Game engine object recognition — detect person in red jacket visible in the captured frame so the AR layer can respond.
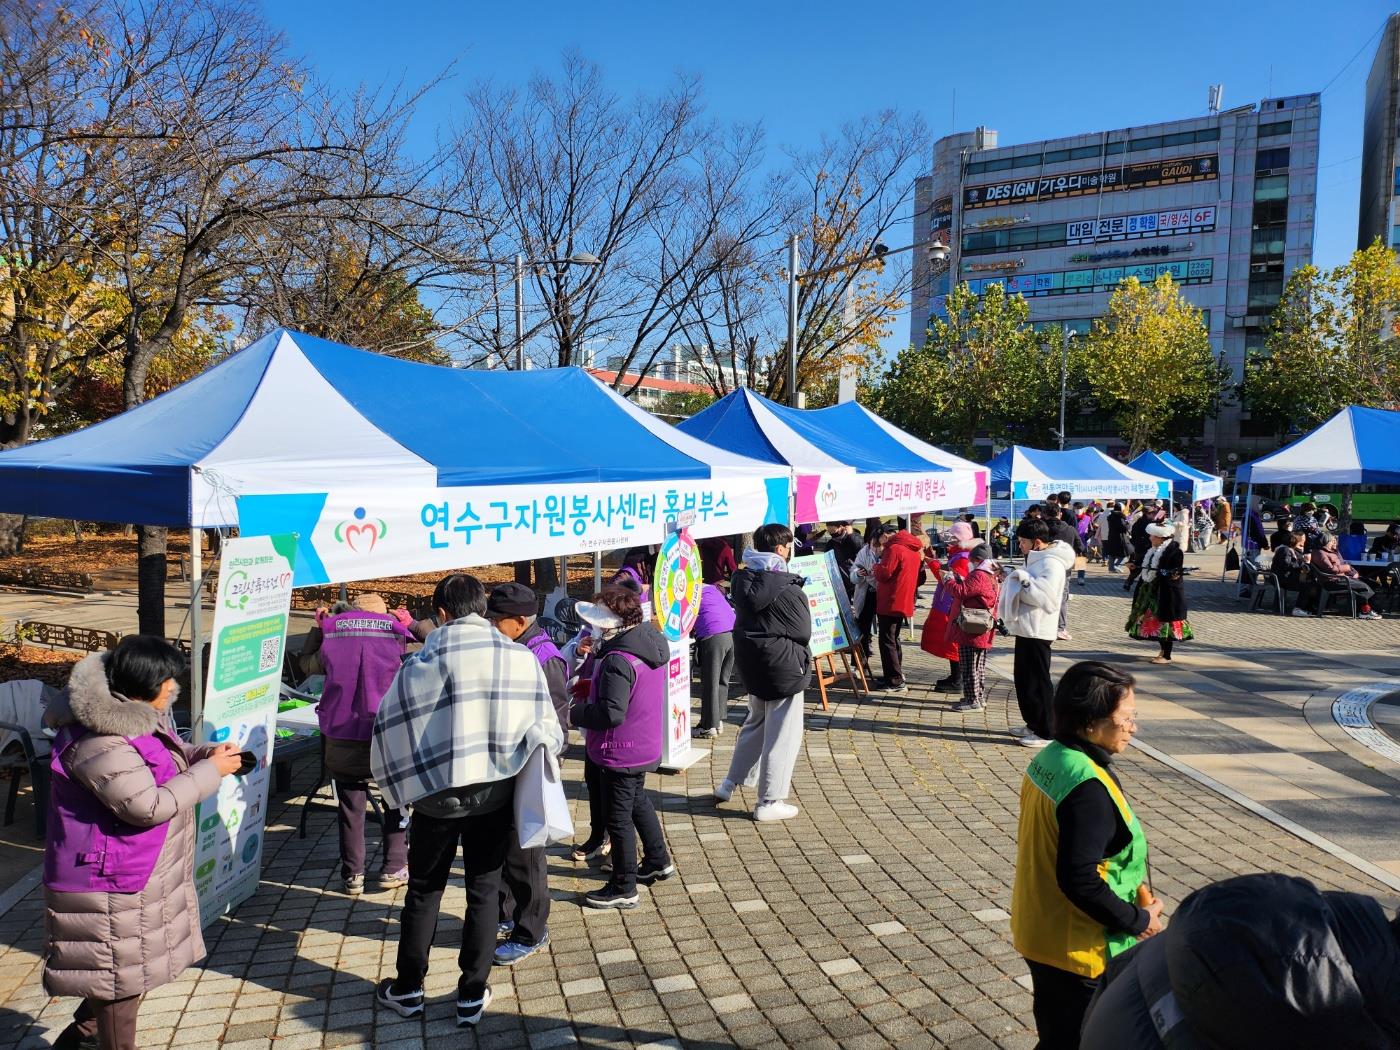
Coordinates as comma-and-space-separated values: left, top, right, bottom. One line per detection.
873, 528, 931, 693
939, 544, 1001, 711
920, 521, 975, 694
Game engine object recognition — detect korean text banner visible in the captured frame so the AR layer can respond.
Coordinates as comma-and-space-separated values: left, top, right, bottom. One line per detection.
794, 469, 986, 524
238, 476, 789, 587
1012, 478, 1170, 502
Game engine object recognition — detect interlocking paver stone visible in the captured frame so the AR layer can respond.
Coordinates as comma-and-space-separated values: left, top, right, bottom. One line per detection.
0, 558, 1396, 1048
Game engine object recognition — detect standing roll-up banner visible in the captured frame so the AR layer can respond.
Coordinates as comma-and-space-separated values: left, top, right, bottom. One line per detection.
194, 533, 297, 925
653, 524, 704, 771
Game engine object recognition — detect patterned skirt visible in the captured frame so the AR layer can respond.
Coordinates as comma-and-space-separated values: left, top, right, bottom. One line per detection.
1126, 583, 1193, 642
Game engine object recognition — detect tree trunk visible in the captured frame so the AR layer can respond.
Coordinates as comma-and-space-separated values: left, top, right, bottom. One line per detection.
137, 524, 168, 636
0, 514, 25, 557
513, 560, 532, 586
1340, 485, 1354, 534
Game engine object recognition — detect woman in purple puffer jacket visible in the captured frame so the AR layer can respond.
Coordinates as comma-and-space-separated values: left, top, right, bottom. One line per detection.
43, 637, 241, 1050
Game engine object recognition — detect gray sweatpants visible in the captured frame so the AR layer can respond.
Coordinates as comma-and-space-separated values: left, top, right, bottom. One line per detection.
724, 692, 804, 805
1059, 581, 1070, 633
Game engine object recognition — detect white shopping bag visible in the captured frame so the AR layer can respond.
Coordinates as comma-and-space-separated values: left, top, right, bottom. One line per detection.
515, 745, 574, 848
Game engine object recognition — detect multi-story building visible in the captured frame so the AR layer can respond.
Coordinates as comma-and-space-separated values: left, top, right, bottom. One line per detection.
1360, 13, 1400, 252
911, 95, 1321, 466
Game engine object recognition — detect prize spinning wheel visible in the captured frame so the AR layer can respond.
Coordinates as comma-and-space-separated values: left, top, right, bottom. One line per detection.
653, 529, 703, 641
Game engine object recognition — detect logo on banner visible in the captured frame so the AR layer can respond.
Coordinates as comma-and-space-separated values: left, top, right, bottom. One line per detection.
333, 506, 388, 553
819, 482, 838, 509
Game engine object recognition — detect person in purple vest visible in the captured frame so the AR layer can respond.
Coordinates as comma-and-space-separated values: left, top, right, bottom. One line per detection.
613, 547, 654, 601
42, 637, 242, 1050
572, 588, 674, 909
484, 582, 568, 966
301, 593, 413, 894
692, 583, 736, 739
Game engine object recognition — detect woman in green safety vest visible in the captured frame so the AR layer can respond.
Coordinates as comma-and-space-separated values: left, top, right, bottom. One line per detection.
1010, 661, 1164, 1050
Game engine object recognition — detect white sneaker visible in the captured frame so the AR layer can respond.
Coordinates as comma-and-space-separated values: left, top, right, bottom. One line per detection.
713, 779, 735, 803
1018, 733, 1051, 748
1291, 608, 1311, 617
753, 801, 799, 822
1057, 630, 1072, 641
1360, 610, 1382, 620
1009, 723, 1031, 738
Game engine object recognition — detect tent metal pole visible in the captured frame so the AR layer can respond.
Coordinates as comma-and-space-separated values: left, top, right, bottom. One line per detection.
593, 551, 603, 593
1237, 481, 1254, 598
189, 527, 203, 737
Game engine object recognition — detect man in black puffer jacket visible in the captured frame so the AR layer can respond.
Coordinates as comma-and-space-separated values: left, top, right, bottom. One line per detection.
713, 522, 812, 824
1081, 872, 1400, 1049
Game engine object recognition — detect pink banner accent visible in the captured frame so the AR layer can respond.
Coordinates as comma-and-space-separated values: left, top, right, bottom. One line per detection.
974, 471, 989, 506
795, 474, 821, 524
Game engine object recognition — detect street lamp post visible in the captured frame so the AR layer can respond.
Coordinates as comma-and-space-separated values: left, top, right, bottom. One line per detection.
500, 251, 601, 370
1058, 326, 1072, 451
785, 237, 948, 408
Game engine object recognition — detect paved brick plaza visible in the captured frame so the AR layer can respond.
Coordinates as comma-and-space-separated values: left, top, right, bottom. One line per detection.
0, 558, 1396, 1049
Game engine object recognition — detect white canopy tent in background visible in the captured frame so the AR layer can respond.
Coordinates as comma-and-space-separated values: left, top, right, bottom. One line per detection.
677, 389, 989, 523
987, 446, 1173, 503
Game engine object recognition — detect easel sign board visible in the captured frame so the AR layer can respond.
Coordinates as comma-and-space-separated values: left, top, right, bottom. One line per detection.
789, 551, 851, 658
823, 549, 861, 646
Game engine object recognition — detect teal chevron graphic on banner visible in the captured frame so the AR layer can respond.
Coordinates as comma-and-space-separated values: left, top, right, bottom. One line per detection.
237, 493, 330, 585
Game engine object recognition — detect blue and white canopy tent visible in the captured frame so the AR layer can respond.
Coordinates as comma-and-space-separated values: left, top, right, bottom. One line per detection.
1128, 451, 1223, 502
0, 330, 791, 710
987, 446, 1173, 504
1236, 406, 1400, 487
676, 388, 988, 524
1232, 406, 1400, 593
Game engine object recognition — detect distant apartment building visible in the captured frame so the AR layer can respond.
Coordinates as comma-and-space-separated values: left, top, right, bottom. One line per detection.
586, 368, 710, 414
1360, 13, 1400, 252
911, 95, 1321, 465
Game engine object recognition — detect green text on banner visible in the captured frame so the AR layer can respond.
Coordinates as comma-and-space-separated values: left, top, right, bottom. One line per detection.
194, 533, 297, 925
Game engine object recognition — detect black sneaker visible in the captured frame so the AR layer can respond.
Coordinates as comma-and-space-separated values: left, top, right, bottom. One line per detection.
375, 978, 424, 1018
637, 861, 676, 886
456, 985, 493, 1027
951, 699, 985, 712
934, 678, 962, 693
584, 883, 640, 909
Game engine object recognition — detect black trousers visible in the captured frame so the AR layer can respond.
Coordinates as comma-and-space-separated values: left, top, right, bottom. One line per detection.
1013, 636, 1054, 738
498, 832, 549, 946
395, 804, 512, 1000
581, 754, 607, 850
1025, 958, 1098, 1050
856, 594, 878, 661
696, 631, 735, 730
601, 767, 668, 894
877, 613, 905, 686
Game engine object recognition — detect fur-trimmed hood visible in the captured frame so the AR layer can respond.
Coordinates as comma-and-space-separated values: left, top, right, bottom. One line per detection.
47, 652, 165, 738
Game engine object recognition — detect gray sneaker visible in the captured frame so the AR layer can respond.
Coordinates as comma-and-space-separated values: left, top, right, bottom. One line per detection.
343, 874, 364, 895
951, 699, 985, 712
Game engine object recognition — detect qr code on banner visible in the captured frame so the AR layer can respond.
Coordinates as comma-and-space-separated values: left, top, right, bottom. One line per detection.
258, 636, 280, 673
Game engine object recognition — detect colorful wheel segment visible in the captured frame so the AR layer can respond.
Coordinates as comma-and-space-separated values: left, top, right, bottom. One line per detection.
653, 530, 703, 640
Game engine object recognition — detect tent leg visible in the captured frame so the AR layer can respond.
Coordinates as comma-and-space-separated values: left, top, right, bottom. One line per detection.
189, 527, 203, 739
1237, 482, 1254, 598
593, 551, 603, 594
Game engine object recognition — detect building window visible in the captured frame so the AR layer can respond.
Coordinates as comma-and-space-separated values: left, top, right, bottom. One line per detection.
1258, 120, 1292, 138
1251, 227, 1286, 258
1394, 167, 1400, 194
1162, 130, 1196, 147
1254, 174, 1289, 201
1391, 224, 1400, 248
1195, 127, 1221, 143
1247, 274, 1285, 313
1104, 141, 1126, 156
1253, 198, 1288, 226
1070, 144, 1102, 160
1256, 147, 1291, 172
1044, 148, 1071, 163
1130, 135, 1163, 152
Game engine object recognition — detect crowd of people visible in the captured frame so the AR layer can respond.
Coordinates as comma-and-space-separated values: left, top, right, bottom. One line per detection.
34, 503, 1400, 1049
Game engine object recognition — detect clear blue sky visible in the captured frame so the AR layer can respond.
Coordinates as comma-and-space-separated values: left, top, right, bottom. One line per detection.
268, 1, 1392, 353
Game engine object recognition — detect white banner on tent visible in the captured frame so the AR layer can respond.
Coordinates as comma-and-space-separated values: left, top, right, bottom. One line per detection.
794, 469, 985, 523
1012, 478, 1169, 502
238, 475, 787, 587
